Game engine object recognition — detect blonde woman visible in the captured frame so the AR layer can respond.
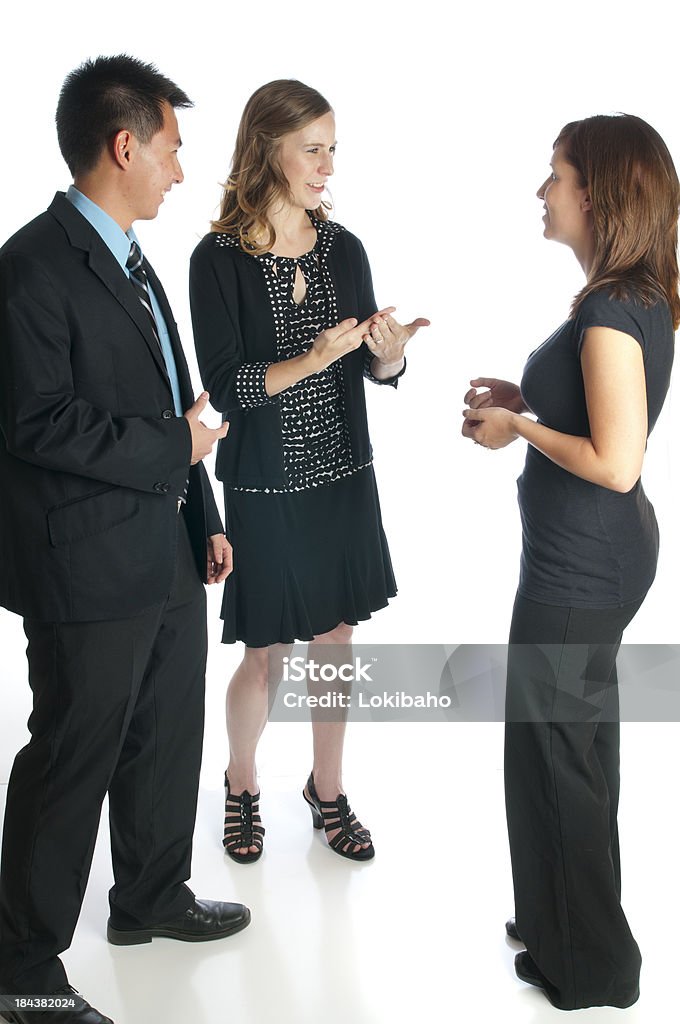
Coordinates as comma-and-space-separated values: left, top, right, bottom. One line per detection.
190, 80, 428, 864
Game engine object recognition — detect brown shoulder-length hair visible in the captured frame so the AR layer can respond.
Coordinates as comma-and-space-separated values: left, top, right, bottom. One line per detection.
555, 113, 680, 329
211, 79, 332, 254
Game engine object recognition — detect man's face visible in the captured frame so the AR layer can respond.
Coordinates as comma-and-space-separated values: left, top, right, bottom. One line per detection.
125, 101, 184, 221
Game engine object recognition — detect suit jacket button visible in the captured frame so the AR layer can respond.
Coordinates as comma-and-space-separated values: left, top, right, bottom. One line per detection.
154, 482, 170, 493
162, 409, 174, 419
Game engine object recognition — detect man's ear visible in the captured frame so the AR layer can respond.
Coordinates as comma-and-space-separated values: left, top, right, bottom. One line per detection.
111, 129, 134, 171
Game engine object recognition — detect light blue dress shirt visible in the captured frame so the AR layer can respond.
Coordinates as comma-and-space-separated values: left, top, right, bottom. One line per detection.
65, 186, 183, 416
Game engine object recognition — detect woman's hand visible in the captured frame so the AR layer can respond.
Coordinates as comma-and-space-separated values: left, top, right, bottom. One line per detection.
464, 377, 527, 414
461, 406, 520, 449
363, 313, 430, 370
311, 307, 397, 371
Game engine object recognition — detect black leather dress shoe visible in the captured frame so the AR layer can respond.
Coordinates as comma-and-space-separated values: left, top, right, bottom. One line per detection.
514, 951, 546, 991
0, 984, 113, 1023
505, 917, 522, 941
106, 898, 251, 945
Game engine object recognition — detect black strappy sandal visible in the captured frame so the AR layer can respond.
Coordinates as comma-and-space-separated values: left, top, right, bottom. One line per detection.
302, 772, 374, 861
223, 772, 265, 863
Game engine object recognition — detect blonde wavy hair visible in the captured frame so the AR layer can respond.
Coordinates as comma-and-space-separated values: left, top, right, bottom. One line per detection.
211, 79, 332, 255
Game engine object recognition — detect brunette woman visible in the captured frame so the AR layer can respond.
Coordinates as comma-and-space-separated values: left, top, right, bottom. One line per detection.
190, 80, 427, 864
462, 115, 678, 1009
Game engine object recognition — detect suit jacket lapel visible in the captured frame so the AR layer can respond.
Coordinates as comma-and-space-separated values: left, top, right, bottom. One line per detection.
48, 193, 172, 387
87, 245, 172, 384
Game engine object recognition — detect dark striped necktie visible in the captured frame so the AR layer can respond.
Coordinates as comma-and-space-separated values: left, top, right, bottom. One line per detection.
126, 241, 162, 350
127, 240, 189, 509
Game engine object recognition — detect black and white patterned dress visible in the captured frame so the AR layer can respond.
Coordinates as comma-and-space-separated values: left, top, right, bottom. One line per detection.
209, 219, 397, 646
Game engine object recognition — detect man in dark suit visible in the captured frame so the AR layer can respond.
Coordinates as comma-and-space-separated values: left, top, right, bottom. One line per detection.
0, 56, 249, 1024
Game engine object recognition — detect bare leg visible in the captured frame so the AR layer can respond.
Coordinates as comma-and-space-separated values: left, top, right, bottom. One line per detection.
225, 643, 290, 855
304, 623, 371, 852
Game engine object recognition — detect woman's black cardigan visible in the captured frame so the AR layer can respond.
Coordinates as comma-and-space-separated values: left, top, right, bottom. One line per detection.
189, 226, 401, 491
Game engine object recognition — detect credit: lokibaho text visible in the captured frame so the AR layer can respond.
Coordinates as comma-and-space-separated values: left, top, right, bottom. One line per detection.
282, 691, 452, 709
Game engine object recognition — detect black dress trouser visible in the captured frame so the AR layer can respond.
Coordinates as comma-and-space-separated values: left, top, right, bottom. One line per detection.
505, 592, 644, 1010
0, 513, 206, 993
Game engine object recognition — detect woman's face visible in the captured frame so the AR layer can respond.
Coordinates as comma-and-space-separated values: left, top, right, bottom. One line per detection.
276, 111, 336, 211
537, 145, 592, 252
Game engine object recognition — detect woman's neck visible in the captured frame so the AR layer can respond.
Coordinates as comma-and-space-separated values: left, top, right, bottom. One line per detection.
265, 202, 317, 257
574, 229, 596, 280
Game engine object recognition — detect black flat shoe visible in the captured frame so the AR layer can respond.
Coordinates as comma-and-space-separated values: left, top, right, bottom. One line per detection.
302, 773, 374, 861
514, 951, 546, 991
506, 917, 522, 941
223, 772, 264, 863
0, 984, 113, 1023
515, 950, 640, 1009
106, 898, 251, 945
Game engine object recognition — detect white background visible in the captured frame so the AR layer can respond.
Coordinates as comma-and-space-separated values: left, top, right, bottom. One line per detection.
1, 1, 679, 1021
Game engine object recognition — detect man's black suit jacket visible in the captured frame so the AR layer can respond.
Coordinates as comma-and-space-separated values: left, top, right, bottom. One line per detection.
0, 192, 223, 622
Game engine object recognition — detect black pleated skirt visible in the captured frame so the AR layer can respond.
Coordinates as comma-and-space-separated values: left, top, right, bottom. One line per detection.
220, 466, 397, 647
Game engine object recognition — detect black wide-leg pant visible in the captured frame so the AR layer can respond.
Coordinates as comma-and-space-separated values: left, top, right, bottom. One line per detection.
505, 593, 643, 1010
0, 514, 206, 993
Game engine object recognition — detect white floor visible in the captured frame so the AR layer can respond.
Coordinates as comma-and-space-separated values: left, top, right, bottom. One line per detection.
1, 618, 679, 1023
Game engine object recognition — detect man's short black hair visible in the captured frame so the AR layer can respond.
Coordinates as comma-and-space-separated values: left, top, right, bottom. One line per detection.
56, 54, 193, 177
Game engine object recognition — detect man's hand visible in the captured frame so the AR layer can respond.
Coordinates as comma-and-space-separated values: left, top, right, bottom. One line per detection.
184, 392, 229, 465
207, 533, 233, 584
